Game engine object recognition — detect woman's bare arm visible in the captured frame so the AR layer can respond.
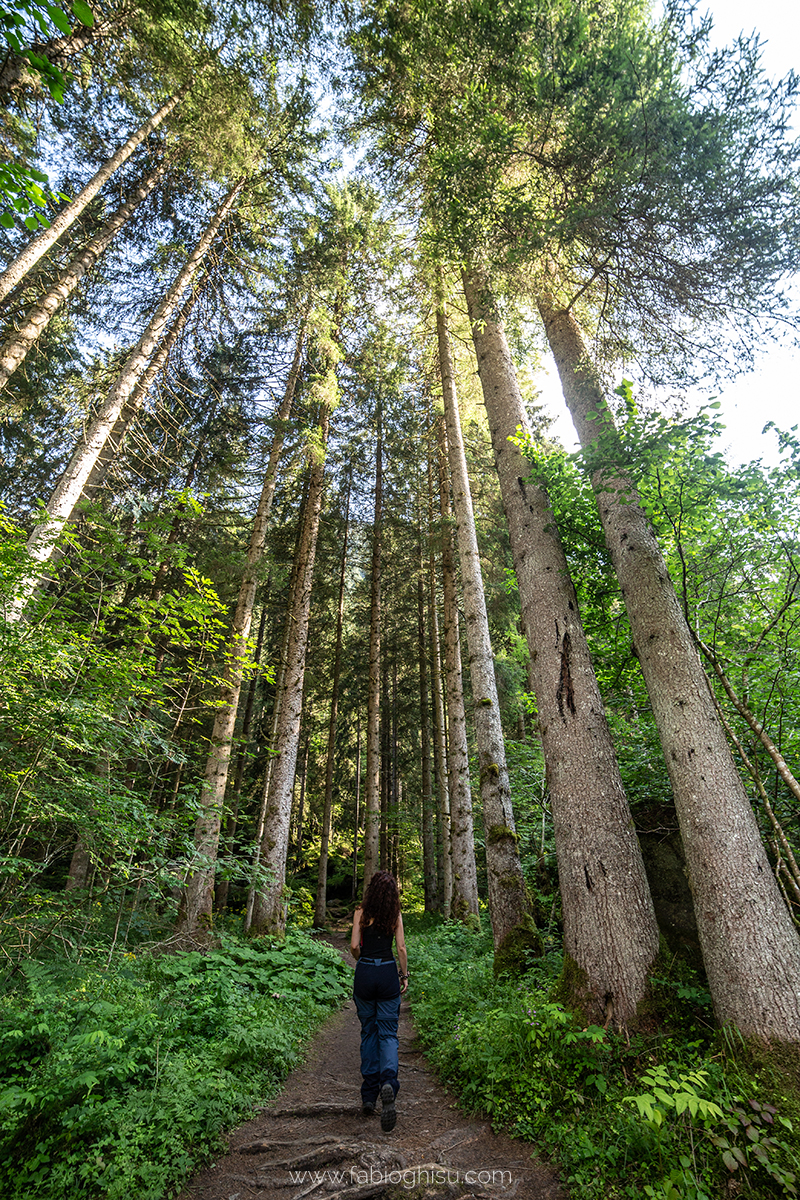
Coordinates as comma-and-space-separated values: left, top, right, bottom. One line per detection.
395, 912, 408, 992
351, 906, 363, 960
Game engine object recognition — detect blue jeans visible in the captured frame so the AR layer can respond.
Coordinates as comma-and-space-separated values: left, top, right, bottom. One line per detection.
353, 959, 400, 1104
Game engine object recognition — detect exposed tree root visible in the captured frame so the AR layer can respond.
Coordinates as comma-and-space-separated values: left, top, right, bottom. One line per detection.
240, 1136, 343, 1155
253, 1144, 361, 1170
265, 1103, 361, 1118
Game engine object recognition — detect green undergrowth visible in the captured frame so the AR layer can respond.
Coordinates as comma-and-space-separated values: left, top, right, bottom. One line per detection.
0, 930, 350, 1200
408, 924, 800, 1200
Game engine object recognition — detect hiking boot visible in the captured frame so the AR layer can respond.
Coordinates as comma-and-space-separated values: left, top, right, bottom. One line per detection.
362, 1099, 376, 1116
380, 1083, 396, 1132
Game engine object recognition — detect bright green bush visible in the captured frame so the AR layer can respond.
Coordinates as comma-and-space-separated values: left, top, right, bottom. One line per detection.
408, 925, 800, 1200
0, 931, 350, 1199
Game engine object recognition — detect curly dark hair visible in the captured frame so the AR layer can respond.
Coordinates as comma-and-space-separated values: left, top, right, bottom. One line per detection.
361, 871, 401, 937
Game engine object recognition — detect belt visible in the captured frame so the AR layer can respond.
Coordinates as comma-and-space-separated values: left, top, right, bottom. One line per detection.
358, 957, 394, 965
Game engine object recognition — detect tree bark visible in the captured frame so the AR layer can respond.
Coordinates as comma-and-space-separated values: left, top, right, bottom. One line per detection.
463, 270, 658, 1025
249, 332, 338, 935
389, 654, 400, 875
380, 648, 390, 869
0, 157, 171, 392
428, 448, 452, 916
293, 731, 311, 870
437, 304, 532, 959
9, 178, 244, 622
244, 477, 309, 933
0, 17, 121, 94
537, 289, 800, 1040
81, 266, 209, 503
216, 600, 269, 914
0, 87, 188, 306
352, 713, 361, 900
362, 411, 383, 890
64, 836, 92, 892
177, 322, 305, 935
418, 541, 438, 912
435, 413, 480, 923
313, 478, 351, 927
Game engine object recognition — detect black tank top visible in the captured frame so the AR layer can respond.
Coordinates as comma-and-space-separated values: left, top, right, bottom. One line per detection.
360, 920, 394, 960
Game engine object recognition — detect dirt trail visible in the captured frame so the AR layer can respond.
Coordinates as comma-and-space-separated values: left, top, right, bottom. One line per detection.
178, 931, 566, 1200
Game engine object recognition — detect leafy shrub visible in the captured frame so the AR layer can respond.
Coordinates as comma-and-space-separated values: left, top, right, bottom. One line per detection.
408, 925, 800, 1200
0, 931, 350, 1199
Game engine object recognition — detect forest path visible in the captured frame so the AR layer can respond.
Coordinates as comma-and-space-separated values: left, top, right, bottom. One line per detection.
178, 931, 566, 1200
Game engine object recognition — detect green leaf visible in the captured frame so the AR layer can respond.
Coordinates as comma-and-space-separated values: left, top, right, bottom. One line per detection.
0, 213, 15, 228
24, 215, 39, 230
71, 0, 94, 26
45, 3, 72, 34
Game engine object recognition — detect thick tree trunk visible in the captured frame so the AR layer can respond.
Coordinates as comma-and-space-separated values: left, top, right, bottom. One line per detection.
436, 414, 480, 923
0, 158, 171, 392
428, 450, 452, 916
313, 481, 350, 927
538, 291, 800, 1040
418, 546, 439, 912
362, 414, 383, 890
437, 306, 532, 960
9, 179, 244, 622
463, 271, 658, 1025
177, 324, 305, 935
0, 88, 188, 306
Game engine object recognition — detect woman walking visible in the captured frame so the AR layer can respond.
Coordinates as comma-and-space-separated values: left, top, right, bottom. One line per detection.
351, 871, 409, 1132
